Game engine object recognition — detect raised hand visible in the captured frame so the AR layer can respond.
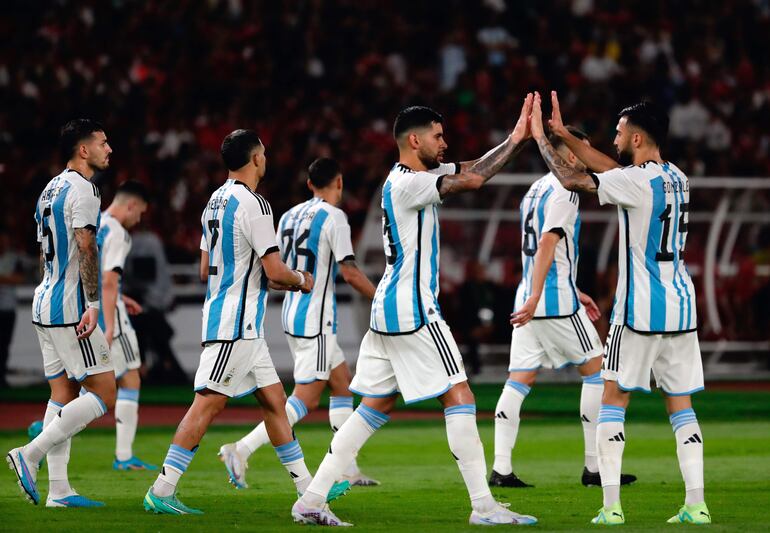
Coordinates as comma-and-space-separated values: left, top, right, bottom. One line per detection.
529, 91, 545, 141
511, 92, 534, 144
548, 90, 568, 138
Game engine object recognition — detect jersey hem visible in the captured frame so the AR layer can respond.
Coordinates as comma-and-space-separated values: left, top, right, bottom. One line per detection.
284, 331, 332, 339
529, 308, 581, 320
31, 321, 79, 328
201, 336, 263, 346
620, 323, 698, 336
368, 323, 426, 336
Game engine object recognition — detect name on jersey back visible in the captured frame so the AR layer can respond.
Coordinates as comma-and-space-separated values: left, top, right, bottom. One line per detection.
662, 180, 689, 193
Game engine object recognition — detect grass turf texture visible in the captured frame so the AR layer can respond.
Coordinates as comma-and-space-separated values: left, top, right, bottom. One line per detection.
1, 418, 769, 532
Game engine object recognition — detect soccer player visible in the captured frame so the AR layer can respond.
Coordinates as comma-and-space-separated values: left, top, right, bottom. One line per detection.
530, 91, 710, 525
491, 126, 636, 489
7, 119, 115, 507
291, 97, 539, 527
96, 180, 155, 470
143, 129, 347, 515
218, 157, 379, 489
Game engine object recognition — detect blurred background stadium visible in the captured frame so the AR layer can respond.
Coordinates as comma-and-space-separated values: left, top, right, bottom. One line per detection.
2, 2, 770, 531
1, 0, 769, 387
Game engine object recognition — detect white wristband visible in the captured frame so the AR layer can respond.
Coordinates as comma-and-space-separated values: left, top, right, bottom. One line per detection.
294, 271, 305, 287
87, 301, 99, 310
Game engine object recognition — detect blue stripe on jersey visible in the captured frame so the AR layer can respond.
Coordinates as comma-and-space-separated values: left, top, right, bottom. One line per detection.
332, 261, 339, 334
50, 184, 71, 324
255, 270, 269, 334
569, 214, 581, 311
646, 177, 667, 331
667, 168, 686, 330
536, 186, 560, 315
96, 224, 111, 331
382, 182, 404, 332
231, 250, 252, 339
668, 164, 694, 329
205, 196, 240, 340
429, 205, 441, 317
624, 209, 635, 327
412, 209, 423, 327
293, 209, 329, 335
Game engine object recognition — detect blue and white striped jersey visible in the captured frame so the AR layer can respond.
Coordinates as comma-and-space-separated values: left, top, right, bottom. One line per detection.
514, 173, 582, 318
33, 169, 102, 326
199, 179, 278, 343
97, 212, 134, 337
278, 198, 355, 338
370, 161, 459, 334
597, 161, 697, 333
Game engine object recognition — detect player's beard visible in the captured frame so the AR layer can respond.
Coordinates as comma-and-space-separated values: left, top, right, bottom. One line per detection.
616, 146, 633, 166
417, 149, 440, 170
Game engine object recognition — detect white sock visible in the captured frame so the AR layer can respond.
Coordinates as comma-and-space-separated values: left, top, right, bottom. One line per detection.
670, 408, 705, 505
115, 388, 140, 461
445, 404, 496, 513
153, 444, 197, 497
274, 439, 312, 494
300, 404, 388, 508
24, 392, 107, 465
43, 400, 73, 497
596, 405, 626, 508
238, 395, 308, 457
492, 380, 529, 476
329, 396, 359, 476
580, 372, 603, 472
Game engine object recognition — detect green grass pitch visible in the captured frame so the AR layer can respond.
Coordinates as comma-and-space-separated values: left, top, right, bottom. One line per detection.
1, 415, 769, 532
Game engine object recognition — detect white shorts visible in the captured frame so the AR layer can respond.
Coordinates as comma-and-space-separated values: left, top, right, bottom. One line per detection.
112, 329, 141, 379
194, 338, 281, 398
350, 320, 468, 404
602, 325, 704, 395
287, 334, 346, 384
37, 324, 113, 382
509, 307, 603, 371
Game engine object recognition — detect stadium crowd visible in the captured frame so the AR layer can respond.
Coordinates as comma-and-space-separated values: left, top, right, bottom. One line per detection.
1, 0, 769, 352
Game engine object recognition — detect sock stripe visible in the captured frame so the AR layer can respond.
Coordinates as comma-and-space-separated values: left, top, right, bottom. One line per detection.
164, 444, 195, 473
669, 408, 698, 432
274, 439, 304, 464
287, 395, 309, 419
598, 405, 625, 424
505, 379, 531, 397
117, 388, 140, 402
329, 396, 354, 410
87, 391, 108, 415
356, 404, 390, 430
581, 371, 603, 385
444, 403, 476, 417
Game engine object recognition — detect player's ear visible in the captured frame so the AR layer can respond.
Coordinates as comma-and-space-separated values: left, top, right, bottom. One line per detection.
408, 131, 420, 149
306, 178, 313, 191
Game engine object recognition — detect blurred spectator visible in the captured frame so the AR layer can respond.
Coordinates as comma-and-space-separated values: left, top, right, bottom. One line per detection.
123, 230, 187, 384
0, 234, 24, 387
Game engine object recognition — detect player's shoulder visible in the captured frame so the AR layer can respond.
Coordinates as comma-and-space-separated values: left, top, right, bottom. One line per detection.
229, 180, 273, 216
65, 169, 100, 196
543, 173, 578, 203
319, 201, 349, 226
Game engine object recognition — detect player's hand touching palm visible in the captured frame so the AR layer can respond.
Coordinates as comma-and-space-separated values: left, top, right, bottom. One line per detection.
548, 91, 569, 138
511, 93, 534, 144
529, 92, 546, 141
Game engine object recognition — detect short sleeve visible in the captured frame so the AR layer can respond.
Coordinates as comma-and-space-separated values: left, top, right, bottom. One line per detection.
101, 230, 130, 273
596, 167, 645, 208
397, 170, 443, 209
428, 162, 460, 176
327, 210, 355, 262
71, 185, 101, 229
242, 200, 278, 257
199, 234, 207, 252
542, 191, 579, 236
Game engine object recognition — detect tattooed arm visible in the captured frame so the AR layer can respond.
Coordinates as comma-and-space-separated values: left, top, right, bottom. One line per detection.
439, 93, 533, 198
74, 226, 100, 338
530, 92, 598, 194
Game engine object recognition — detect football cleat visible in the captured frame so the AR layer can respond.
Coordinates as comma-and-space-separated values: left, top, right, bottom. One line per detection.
488, 470, 534, 488
6, 447, 39, 505
113, 456, 158, 471
469, 501, 538, 525
218, 443, 248, 489
291, 500, 352, 526
667, 502, 711, 524
47, 492, 105, 508
591, 502, 625, 525
340, 471, 380, 486
143, 487, 203, 515
582, 467, 637, 487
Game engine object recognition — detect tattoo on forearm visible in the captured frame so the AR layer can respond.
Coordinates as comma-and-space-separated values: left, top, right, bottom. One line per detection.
536, 137, 598, 193
468, 136, 525, 181
75, 228, 99, 302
